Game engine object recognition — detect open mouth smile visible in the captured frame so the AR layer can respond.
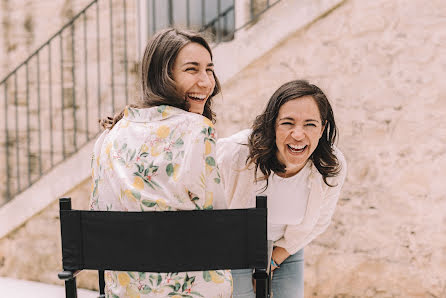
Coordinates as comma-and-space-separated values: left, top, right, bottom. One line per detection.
187, 93, 207, 102
287, 144, 307, 154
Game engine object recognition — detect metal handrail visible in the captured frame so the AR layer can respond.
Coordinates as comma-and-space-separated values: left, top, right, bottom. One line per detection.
0, 0, 99, 86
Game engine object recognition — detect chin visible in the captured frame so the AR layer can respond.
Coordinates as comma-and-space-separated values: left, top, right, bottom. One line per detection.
189, 108, 204, 115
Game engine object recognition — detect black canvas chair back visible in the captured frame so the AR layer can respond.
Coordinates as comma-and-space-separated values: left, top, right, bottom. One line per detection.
58, 196, 271, 298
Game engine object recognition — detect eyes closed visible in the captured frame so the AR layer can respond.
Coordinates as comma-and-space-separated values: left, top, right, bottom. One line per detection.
184, 67, 214, 74
279, 121, 319, 128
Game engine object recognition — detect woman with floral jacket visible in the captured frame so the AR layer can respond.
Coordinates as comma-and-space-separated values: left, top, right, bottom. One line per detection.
90, 28, 231, 298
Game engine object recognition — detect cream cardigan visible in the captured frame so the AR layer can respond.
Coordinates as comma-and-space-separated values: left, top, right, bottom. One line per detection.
216, 129, 347, 255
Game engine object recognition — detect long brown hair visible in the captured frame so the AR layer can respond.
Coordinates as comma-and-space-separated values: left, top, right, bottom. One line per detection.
101, 28, 221, 129
247, 80, 340, 187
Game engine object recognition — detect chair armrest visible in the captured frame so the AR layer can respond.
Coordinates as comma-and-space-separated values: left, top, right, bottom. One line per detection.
58, 270, 82, 280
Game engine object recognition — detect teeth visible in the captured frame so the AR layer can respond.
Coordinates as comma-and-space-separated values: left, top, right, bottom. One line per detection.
188, 93, 206, 100
289, 144, 306, 150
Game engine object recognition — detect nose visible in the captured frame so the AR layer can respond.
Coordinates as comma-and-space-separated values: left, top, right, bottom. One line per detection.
197, 71, 214, 89
291, 126, 305, 140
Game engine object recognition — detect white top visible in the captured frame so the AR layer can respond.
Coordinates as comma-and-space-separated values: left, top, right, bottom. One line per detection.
217, 129, 347, 254
260, 162, 311, 241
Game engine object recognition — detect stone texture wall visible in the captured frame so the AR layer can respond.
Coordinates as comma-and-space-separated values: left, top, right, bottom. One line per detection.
1, 0, 446, 297
0, 179, 97, 288
213, 0, 446, 297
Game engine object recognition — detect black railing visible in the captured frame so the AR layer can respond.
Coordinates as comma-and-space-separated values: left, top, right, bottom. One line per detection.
0, 0, 135, 205
145, 0, 235, 44
0, 0, 281, 206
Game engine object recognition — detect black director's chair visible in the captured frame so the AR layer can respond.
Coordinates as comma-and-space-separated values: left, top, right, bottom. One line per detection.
58, 196, 272, 298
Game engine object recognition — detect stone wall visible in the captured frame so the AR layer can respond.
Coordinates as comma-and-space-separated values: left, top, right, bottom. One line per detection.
213, 0, 446, 297
0, 179, 97, 288
1, 0, 446, 296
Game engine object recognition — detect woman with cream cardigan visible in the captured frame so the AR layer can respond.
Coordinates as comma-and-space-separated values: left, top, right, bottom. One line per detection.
217, 80, 347, 298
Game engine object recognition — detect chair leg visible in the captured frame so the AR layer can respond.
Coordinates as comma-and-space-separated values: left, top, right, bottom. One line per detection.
253, 269, 269, 298
65, 277, 78, 298
98, 270, 106, 298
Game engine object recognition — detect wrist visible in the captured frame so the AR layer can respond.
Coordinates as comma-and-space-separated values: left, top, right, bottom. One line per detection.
271, 258, 280, 268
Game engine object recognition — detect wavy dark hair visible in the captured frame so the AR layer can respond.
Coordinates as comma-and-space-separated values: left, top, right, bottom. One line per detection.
247, 80, 340, 187
101, 28, 221, 129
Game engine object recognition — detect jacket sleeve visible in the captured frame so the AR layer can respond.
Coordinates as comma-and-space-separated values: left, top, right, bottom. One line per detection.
216, 137, 235, 208
216, 129, 252, 208
182, 118, 226, 210
275, 147, 348, 254
89, 130, 109, 211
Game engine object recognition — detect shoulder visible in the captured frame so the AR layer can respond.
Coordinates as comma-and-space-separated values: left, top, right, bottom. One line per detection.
93, 130, 110, 153
219, 129, 251, 144
217, 129, 251, 151
216, 129, 251, 162
182, 112, 215, 132
166, 111, 216, 142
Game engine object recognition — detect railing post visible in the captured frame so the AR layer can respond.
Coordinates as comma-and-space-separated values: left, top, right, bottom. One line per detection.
14, 73, 20, 193
70, 23, 77, 152
4, 81, 10, 201
25, 62, 31, 187
109, 0, 115, 113
83, 12, 89, 142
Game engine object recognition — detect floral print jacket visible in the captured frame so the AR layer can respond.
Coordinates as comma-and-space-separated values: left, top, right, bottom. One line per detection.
90, 106, 231, 298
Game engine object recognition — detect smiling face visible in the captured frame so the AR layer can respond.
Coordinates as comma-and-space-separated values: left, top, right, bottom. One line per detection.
172, 42, 216, 115
275, 96, 326, 177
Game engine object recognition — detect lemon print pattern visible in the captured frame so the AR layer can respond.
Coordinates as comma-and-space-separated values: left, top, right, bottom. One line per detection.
89, 106, 230, 297
205, 140, 212, 155
173, 163, 180, 181
124, 189, 139, 202
162, 106, 171, 118
105, 142, 112, 155
126, 285, 141, 298
203, 116, 213, 128
156, 125, 170, 139
155, 198, 167, 210
140, 144, 148, 153
209, 271, 225, 284
150, 144, 161, 157
132, 176, 144, 190
204, 192, 213, 209
118, 272, 131, 287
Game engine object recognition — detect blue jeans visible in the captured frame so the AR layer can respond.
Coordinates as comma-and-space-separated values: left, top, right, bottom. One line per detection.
232, 249, 304, 298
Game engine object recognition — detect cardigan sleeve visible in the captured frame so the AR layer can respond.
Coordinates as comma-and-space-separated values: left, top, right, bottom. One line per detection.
275, 147, 348, 254
89, 129, 109, 211
216, 129, 253, 208
182, 118, 227, 210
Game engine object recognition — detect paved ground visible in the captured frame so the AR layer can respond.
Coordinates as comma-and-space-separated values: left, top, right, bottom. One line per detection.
0, 277, 98, 298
